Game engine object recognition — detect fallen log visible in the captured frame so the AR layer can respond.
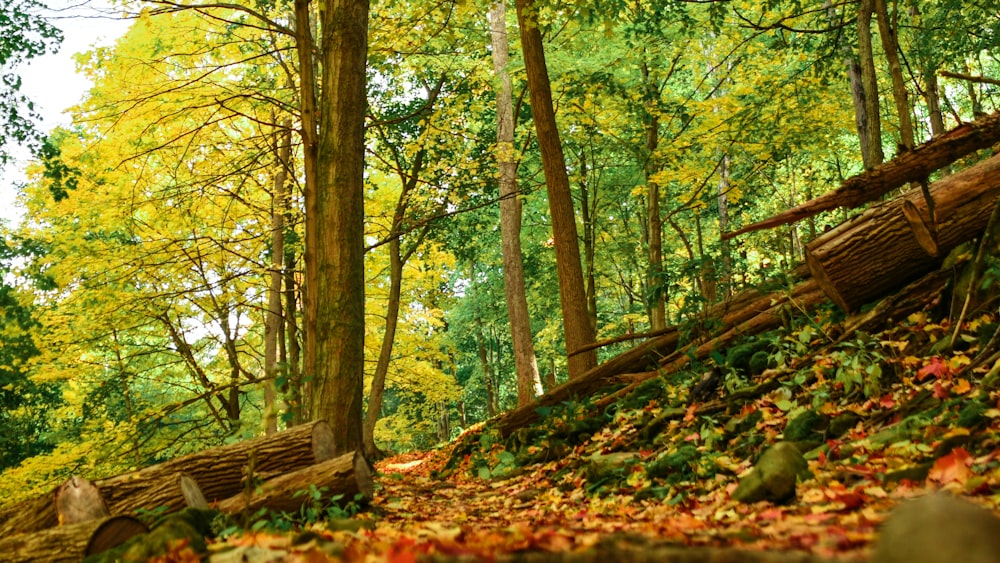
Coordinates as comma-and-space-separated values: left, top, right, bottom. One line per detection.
901, 152, 1000, 256
0, 515, 148, 563
216, 450, 372, 515
807, 153, 1000, 312
0, 420, 334, 536
725, 111, 1000, 240
0, 477, 108, 539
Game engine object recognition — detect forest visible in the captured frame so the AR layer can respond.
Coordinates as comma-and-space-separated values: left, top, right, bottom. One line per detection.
0, 0, 999, 560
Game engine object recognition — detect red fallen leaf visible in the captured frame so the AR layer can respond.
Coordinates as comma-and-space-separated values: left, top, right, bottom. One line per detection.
834, 492, 865, 510
757, 507, 784, 521
386, 538, 422, 563
933, 381, 949, 399
916, 356, 950, 381
684, 432, 700, 443
928, 447, 973, 485
879, 395, 895, 408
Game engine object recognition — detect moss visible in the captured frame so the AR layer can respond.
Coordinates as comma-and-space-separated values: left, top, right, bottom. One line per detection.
784, 409, 829, 442
646, 445, 699, 481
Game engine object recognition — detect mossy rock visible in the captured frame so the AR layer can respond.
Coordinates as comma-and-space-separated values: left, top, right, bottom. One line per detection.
646, 445, 700, 481
783, 409, 829, 442
748, 350, 773, 376
828, 411, 862, 438
620, 377, 668, 410
85, 508, 218, 563
732, 442, 809, 504
726, 343, 756, 375
724, 409, 763, 438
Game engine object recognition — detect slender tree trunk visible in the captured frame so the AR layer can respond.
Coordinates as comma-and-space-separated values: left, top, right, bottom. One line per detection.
514, 0, 597, 378
310, 0, 369, 457
362, 236, 403, 457
264, 122, 292, 435
475, 317, 497, 418
874, 0, 914, 151
283, 249, 302, 424
858, 0, 884, 166
577, 152, 599, 333
489, 0, 543, 406
643, 58, 665, 331
294, 0, 319, 417
717, 154, 732, 298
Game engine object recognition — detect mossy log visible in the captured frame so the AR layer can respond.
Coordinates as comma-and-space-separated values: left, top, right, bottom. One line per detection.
217, 450, 372, 515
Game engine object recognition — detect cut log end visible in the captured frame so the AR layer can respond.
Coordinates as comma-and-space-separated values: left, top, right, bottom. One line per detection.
84, 515, 149, 558
902, 199, 941, 256
56, 476, 109, 525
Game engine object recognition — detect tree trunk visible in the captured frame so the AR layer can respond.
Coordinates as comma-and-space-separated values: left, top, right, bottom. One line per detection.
874, 0, 915, 151
858, 0, 884, 167
578, 152, 599, 334
475, 315, 498, 417
217, 451, 372, 515
310, 0, 369, 457
514, 0, 597, 378
284, 246, 303, 424
808, 153, 1000, 311
717, 154, 732, 297
294, 0, 320, 418
363, 234, 403, 458
489, 0, 543, 406
643, 58, 666, 330
264, 122, 291, 435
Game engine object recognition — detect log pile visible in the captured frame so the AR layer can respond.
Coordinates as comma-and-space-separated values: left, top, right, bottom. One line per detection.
0, 421, 373, 563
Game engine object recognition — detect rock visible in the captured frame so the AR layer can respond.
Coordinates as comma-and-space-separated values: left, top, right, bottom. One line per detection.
732, 442, 808, 504
872, 493, 1000, 563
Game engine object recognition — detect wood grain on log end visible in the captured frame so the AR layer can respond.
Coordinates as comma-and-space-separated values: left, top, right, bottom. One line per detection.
312, 420, 336, 462
56, 476, 109, 525
84, 515, 149, 558
902, 200, 940, 256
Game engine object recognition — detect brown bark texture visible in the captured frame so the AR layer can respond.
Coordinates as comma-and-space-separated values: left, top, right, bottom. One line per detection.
0, 516, 148, 563
807, 153, 1000, 312
217, 450, 372, 515
724, 111, 1000, 240
901, 153, 1000, 256
491, 0, 543, 406
0, 421, 334, 536
310, 0, 369, 456
514, 0, 598, 378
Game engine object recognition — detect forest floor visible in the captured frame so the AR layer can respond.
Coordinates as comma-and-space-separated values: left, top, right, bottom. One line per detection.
209, 311, 1000, 562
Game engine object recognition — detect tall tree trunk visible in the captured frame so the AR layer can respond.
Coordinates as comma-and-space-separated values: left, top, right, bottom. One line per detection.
294, 0, 319, 417
514, 0, 597, 378
264, 122, 292, 435
858, 0, 884, 167
363, 236, 403, 458
642, 60, 666, 331
874, 0, 914, 151
283, 249, 302, 424
310, 0, 369, 457
489, 0, 543, 406
475, 316, 497, 418
717, 154, 732, 298
577, 151, 599, 333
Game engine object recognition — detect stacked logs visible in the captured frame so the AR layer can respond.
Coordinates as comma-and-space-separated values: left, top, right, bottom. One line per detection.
0, 421, 372, 562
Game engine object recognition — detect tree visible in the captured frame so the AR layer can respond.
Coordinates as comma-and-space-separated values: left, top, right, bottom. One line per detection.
0, 0, 60, 162
489, 0, 543, 406
513, 0, 597, 379
309, 0, 370, 456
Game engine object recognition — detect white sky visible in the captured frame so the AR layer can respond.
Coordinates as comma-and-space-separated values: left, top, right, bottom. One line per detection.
0, 0, 131, 226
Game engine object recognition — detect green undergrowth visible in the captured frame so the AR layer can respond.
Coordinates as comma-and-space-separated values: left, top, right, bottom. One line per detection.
448, 301, 1000, 503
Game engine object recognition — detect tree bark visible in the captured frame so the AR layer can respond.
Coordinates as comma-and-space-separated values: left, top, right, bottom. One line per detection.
310, 0, 369, 456
641, 59, 666, 331
0, 421, 335, 537
724, 112, 1000, 239
874, 0, 914, 151
217, 450, 372, 515
808, 153, 1000, 311
265, 121, 292, 435
0, 516, 148, 563
858, 0, 884, 167
514, 0, 597, 378
901, 153, 1000, 256
490, 0, 543, 406
294, 0, 320, 418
